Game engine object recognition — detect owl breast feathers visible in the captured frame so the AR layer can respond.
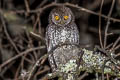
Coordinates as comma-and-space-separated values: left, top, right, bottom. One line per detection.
46, 6, 80, 52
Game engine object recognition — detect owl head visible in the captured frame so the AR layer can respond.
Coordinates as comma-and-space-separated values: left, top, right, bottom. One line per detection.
49, 6, 75, 26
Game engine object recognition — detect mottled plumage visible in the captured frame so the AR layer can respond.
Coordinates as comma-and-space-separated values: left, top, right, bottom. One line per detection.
51, 45, 81, 80
46, 6, 79, 52
45, 6, 80, 76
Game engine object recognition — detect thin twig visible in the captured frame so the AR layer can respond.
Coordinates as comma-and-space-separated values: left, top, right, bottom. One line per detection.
30, 32, 46, 44
0, 46, 45, 70
37, 0, 48, 8
26, 30, 38, 61
104, 0, 115, 48
106, 74, 110, 80
78, 72, 88, 80
89, 27, 120, 35
33, 14, 40, 32
115, 53, 120, 58
34, 66, 50, 78
99, 0, 104, 49
10, 2, 120, 23
0, 10, 20, 54
14, 62, 21, 80
65, 3, 120, 22
27, 54, 48, 80
105, 43, 113, 49
37, 14, 42, 34
114, 44, 120, 51
24, 0, 30, 13
111, 36, 120, 51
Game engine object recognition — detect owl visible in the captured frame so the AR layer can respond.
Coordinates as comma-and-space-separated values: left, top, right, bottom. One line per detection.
45, 6, 80, 72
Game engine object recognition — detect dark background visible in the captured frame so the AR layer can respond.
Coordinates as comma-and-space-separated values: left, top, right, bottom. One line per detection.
0, 0, 120, 80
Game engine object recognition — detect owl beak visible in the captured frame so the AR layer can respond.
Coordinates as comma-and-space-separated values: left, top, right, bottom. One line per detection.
60, 21, 64, 24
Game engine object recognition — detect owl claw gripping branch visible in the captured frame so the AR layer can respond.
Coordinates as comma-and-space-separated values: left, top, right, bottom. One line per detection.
45, 6, 120, 80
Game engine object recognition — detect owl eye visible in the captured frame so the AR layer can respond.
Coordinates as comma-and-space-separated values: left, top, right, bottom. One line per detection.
54, 16, 59, 21
64, 16, 69, 20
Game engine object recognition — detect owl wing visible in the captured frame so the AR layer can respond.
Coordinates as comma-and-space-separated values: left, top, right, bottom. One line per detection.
45, 25, 50, 52
46, 24, 57, 71
73, 23, 80, 44
68, 22, 80, 45
45, 24, 55, 52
